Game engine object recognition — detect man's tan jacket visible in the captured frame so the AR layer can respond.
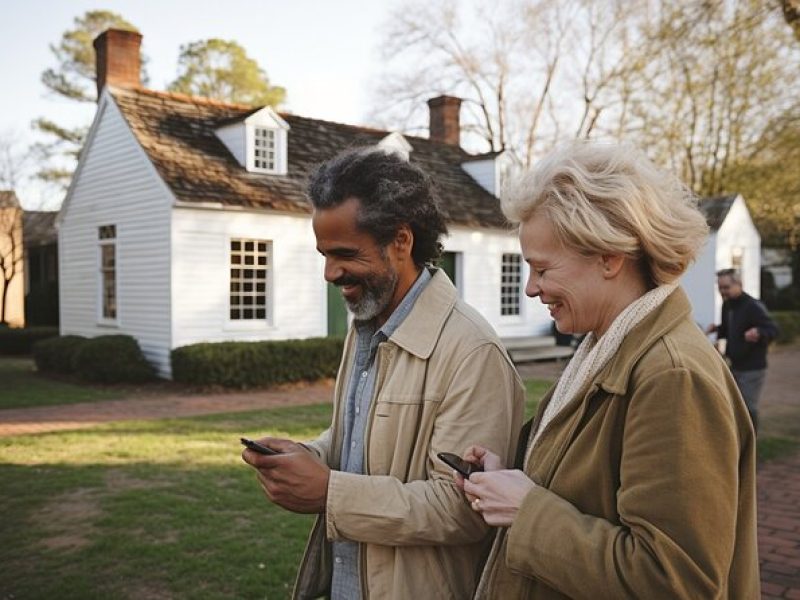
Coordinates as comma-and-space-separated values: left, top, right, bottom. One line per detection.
293, 269, 525, 599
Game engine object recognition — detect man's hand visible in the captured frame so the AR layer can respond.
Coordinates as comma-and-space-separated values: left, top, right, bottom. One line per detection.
744, 327, 761, 343
242, 438, 330, 514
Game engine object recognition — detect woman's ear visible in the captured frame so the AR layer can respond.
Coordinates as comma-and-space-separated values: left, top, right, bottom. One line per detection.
600, 254, 625, 279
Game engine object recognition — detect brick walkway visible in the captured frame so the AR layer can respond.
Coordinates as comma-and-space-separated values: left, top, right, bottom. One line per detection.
759, 454, 800, 599
2, 345, 799, 596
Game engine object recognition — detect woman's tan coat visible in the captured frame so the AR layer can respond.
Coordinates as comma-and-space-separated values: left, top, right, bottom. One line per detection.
476, 287, 759, 599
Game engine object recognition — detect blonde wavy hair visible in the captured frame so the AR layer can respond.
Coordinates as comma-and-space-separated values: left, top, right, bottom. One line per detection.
502, 141, 709, 286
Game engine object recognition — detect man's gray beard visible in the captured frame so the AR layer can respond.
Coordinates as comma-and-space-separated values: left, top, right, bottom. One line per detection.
346, 269, 399, 322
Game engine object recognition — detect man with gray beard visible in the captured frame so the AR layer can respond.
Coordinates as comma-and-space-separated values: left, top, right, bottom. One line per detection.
242, 148, 524, 599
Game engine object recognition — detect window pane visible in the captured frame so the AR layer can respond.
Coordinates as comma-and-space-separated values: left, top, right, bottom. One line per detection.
500, 253, 521, 316
229, 238, 271, 320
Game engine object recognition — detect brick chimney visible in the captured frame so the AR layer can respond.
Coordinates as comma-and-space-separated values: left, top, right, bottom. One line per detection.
93, 29, 142, 100
427, 95, 462, 146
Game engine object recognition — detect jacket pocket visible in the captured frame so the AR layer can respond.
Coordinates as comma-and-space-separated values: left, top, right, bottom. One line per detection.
369, 393, 443, 475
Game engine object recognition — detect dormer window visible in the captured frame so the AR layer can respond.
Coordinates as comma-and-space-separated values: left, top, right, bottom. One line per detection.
253, 126, 277, 172
215, 106, 289, 175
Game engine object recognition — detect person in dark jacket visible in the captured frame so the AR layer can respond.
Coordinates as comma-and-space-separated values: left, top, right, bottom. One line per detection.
707, 268, 779, 431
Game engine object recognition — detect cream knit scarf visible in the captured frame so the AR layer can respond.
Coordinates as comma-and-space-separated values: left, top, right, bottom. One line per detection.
526, 282, 678, 462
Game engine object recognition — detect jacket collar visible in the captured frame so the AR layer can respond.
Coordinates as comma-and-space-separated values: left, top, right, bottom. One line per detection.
389, 268, 458, 360
594, 286, 693, 396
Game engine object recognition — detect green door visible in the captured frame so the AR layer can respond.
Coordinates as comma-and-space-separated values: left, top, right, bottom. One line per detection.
327, 283, 348, 337
439, 252, 457, 285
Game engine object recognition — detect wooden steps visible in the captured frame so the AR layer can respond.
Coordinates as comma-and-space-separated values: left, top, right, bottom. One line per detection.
502, 335, 575, 363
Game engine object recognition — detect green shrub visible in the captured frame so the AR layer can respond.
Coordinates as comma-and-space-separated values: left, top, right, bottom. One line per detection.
33, 334, 89, 373
773, 311, 800, 345
171, 337, 344, 388
0, 325, 59, 356
73, 335, 156, 383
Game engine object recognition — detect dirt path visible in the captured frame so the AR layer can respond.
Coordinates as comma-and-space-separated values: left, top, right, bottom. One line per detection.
0, 380, 333, 436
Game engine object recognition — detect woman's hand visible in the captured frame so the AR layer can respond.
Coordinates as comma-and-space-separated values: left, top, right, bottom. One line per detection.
452, 445, 505, 498
463, 470, 536, 527
463, 445, 505, 472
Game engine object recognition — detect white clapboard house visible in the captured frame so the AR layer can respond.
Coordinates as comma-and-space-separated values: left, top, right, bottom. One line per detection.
58, 29, 551, 377
682, 194, 762, 329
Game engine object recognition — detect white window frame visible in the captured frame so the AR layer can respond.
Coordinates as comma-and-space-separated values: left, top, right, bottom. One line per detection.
228, 238, 272, 324
500, 252, 522, 317
248, 125, 286, 175
97, 224, 118, 326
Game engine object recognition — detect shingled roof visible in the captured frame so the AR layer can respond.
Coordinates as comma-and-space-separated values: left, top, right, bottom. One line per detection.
108, 86, 509, 229
698, 195, 738, 230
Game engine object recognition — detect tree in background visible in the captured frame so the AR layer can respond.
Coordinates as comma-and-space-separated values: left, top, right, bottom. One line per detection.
34, 10, 146, 191
372, 0, 659, 167
168, 39, 286, 107
0, 191, 23, 326
630, 1, 799, 198
374, 0, 800, 263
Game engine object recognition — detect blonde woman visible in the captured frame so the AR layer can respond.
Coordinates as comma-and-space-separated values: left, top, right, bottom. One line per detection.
458, 142, 759, 598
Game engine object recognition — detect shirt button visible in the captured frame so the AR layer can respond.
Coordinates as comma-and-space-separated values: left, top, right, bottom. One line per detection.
351, 441, 356, 448
335, 556, 342, 564
361, 371, 368, 379
355, 406, 360, 414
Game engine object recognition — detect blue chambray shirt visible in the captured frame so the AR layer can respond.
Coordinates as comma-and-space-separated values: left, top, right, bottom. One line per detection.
330, 268, 432, 600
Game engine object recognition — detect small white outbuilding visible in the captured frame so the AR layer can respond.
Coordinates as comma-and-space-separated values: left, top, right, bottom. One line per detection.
682, 194, 762, 329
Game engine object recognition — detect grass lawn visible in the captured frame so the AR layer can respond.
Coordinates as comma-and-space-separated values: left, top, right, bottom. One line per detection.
0, 404, 331, 600
3, 367, 794, 598
0, 381, 550, 599
0, 357, 132, 409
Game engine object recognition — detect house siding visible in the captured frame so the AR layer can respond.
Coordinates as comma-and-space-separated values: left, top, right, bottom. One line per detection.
682, 233, 718, 330
443, 226, 552, 337
215, 123, 246, 166
59, 98, 172, 376
461, 160, 498, 196
171, 207, 324, 355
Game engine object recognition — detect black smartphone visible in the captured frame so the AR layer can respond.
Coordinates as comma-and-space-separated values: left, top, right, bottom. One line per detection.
437, 452, 483, 479
241, 437, 280, 456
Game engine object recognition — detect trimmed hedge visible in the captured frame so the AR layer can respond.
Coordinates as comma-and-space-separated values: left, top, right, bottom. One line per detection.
73, 335, 156, 383
33, 334, 155, 383
773, 311, 800, 345
171, 337, 344, 388
0, 326, 59, 356
33, 335, 89, 374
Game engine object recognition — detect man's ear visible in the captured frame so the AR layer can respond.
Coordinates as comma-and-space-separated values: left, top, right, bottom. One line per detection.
394, 225, 414, 259
600, 254, 625, 279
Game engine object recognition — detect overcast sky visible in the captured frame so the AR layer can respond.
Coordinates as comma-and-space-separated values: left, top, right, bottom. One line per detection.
1, 0, 391, 208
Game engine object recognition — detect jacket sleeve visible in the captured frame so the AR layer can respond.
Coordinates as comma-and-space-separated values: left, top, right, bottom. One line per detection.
324, 343, 524, 546
504, 368, 748, 598
717, 304, 728, 339
752, 300, 780, 343
304, 427, 333, 465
